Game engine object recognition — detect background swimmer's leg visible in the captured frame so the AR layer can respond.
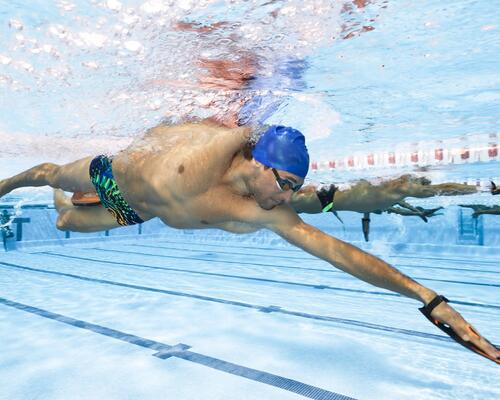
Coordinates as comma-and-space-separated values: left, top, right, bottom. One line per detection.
54, 189, 123, 233
0, 156, 95, 198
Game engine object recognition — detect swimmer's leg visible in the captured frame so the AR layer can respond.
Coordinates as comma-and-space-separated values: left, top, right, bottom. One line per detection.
0, 156, 95, 198
54, 189, 123, 233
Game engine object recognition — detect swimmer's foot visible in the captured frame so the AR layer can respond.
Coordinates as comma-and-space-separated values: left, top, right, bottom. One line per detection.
419, 206, 444, 219
53, 189, 73, 212
491, 181, 500, 195
71, 191, 101, 206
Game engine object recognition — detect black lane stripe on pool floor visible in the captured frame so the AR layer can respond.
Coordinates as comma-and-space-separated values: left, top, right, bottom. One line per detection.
0, 296, 357, 400
126, 243, 500, 274
154, 238, 499, 266
0, 261, 462, 344
65, 247, 500, 288
34, 251, 500, 311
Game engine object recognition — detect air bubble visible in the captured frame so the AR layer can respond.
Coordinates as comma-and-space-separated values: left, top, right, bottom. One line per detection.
106, 0, 122, 12
123, 40, 143, 52
82, 61, 99, 69
9, 19, 24, 31
0, 55, 12, 65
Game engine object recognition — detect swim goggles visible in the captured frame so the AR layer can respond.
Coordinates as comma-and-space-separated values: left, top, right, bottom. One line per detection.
272, 168, 303, 192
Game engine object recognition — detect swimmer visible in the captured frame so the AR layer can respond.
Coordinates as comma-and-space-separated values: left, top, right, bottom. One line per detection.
291, 176, 477, 215
460, 204, 500, 218
0, 122, 498, 363
0, 209, 15, 250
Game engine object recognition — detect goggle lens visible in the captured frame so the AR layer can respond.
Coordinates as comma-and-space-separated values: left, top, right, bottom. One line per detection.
272, 168, 302, 192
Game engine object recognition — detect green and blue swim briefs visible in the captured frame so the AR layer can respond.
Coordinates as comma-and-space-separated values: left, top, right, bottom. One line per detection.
89, 155, 144, 226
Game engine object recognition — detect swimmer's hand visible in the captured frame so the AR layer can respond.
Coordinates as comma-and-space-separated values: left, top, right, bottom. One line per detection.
420, 295, 500, 364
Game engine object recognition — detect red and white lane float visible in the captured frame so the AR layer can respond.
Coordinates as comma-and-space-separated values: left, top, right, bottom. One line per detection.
310, 133, 499, 173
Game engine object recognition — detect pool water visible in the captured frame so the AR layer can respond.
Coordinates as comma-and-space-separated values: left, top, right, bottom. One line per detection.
0, 232, 499, 400
0, 1, 499, 399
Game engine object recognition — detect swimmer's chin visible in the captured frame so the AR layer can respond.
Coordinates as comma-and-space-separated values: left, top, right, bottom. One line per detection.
258, 200, 284, 210
257, 201, 278, 210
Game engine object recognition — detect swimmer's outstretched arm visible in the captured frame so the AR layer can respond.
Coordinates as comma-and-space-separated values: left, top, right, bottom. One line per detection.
258, 206, 499, 363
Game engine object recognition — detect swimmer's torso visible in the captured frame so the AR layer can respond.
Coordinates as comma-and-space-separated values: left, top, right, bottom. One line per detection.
111, 122, 259, 232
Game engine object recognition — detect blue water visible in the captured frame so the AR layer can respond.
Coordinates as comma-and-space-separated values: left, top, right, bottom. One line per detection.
1, 1, 499, 399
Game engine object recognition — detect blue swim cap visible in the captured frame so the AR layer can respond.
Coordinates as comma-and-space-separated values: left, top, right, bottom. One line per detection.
252, 125, 309, 178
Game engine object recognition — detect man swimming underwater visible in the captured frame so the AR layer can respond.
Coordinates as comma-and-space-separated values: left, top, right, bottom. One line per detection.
0, 122, 498, 364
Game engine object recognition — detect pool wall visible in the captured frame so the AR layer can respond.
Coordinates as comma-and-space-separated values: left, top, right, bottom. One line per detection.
2, 206, 498, 254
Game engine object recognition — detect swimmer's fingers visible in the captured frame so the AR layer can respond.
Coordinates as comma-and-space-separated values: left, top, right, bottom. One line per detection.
425, 300, 500, 364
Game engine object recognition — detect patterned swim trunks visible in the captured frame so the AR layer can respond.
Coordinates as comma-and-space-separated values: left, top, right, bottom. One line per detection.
89, 155, 144, 226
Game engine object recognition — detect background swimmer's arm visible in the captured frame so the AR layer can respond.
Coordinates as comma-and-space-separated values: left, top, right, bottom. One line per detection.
290, 182, 393, 214
291, 181, 411, 214
290, 185, 323, 213
292, 176, 478, 215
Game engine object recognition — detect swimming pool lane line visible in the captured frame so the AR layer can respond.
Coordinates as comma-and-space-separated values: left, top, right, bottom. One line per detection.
134, 242, 318, 261
34, 250, 500, 310
155, 238, 500, 266
103, 248, 499, 288
1, 260, 484, 345
126, 243, 500, 275
41, 247, 500, 289
388, 254, 500, 266
0, 296, 357, 400
37, 250, 400, 297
